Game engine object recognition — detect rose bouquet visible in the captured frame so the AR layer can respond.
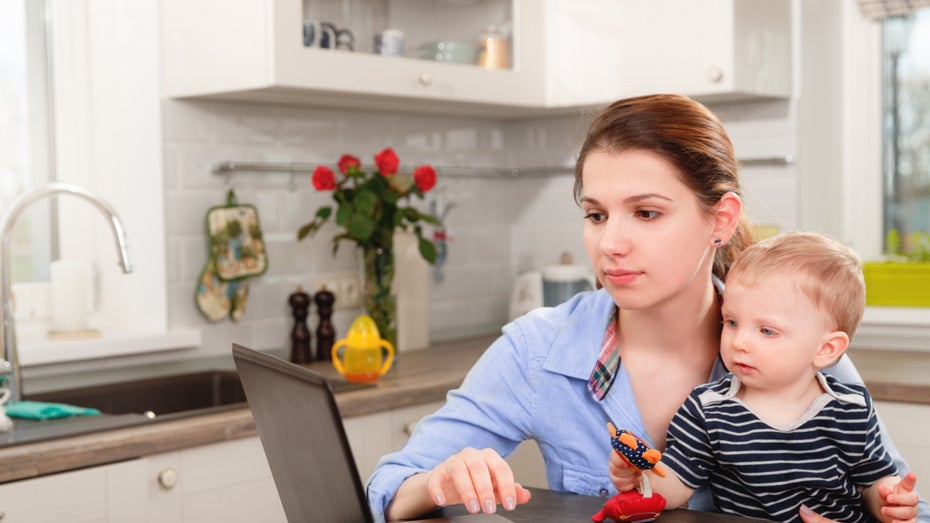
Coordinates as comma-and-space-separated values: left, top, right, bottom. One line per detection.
298, 148, 441, 346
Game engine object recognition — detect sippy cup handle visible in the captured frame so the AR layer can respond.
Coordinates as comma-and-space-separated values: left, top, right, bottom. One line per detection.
378, 339, 395, 376
331, 339, 348, 376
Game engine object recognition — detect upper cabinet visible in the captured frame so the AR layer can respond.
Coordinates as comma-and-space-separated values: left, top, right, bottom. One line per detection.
161, 0, 546, 117
543, 0, 792, 108
160, 0, 791, 117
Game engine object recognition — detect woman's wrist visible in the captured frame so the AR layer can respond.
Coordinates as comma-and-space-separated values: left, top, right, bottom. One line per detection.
385, 472, 439, 521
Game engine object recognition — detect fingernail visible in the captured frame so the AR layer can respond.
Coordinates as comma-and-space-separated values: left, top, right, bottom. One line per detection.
504, 496, 516, 510
484, 499, 496, 513
468, 500, 480, 513
800, 504, 813, 517
434, 494, 445, 507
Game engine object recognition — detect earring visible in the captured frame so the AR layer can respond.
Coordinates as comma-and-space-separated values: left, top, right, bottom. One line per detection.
714, 238, 723, 247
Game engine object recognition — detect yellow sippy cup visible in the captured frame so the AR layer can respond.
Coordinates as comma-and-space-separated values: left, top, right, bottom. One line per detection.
331, 315, 395, 383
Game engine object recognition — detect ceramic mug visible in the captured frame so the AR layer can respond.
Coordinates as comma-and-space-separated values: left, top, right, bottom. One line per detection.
303, 20, 337, 49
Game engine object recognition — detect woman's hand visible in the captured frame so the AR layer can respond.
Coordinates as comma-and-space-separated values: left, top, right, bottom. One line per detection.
425, 447, 533, 514
608, 448, 642, 492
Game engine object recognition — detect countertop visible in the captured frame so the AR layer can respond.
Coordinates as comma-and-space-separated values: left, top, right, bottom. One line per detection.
0, 335, 927, 484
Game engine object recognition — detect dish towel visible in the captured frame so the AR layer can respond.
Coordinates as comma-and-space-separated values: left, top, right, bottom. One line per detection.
0, 388, 12, 431
5, 400, 101, 420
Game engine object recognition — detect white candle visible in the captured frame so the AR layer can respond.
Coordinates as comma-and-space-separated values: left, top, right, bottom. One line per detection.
50, 260, 91, 332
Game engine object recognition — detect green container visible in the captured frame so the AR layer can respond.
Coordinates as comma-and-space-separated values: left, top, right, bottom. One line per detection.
862, 262, 930, 307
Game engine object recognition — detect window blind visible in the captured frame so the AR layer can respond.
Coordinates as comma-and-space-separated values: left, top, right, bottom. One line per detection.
859, 0, 930, 19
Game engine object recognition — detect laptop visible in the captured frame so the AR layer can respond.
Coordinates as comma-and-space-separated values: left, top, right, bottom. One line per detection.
232, 343, 513, 523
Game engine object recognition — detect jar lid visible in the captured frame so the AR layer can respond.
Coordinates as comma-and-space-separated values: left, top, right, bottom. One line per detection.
543, 264, 591, 282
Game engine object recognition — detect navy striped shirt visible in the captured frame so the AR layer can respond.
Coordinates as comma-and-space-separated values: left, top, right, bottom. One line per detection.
661, 373, 897, 523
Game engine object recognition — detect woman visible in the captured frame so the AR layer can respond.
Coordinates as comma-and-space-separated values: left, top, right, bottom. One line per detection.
366, 94, 928, 523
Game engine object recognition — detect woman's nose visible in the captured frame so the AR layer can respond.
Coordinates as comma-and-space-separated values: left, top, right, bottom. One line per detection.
599, 219, 630, 256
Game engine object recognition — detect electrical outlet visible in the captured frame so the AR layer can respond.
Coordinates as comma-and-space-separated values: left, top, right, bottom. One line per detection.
316, 273, 362, 310
339, 275, 362, 309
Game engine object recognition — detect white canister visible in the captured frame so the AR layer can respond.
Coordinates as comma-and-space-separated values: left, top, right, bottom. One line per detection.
49, 260, 92, 332
542, 264, 595, 307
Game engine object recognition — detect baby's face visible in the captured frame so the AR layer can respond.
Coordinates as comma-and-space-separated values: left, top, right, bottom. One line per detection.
720, 276, 836, 392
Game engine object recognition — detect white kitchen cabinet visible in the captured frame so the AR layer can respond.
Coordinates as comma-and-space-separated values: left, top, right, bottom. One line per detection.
875, 401, 930, 481
146, 437, 286, 523
160, 0, 790, 118
160, 0, 545, 116
343, 401, 548, 488
543, 0, 792, 108
0, 459, 147, 523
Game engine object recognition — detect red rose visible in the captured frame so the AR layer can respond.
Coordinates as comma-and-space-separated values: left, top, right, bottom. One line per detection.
413, 165, 437, 192
374, 148, 399, 176
338, 154, 360, 174
311, 165, 336, 191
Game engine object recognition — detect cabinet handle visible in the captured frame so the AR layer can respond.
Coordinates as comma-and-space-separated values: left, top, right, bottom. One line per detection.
706, 67, 724, 83
158, 468, 179, 490
418, 71, 433, 87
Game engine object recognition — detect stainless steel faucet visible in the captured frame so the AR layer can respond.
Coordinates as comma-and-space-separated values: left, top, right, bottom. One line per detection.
1, 183, 133, 403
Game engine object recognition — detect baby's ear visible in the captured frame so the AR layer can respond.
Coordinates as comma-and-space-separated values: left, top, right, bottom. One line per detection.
814, 331, 849, 368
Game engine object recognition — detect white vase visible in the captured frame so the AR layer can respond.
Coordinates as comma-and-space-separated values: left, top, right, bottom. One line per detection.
393, 230, 430, 352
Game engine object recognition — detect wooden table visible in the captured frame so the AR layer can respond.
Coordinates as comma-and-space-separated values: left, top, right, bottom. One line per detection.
428, 488, 766, 522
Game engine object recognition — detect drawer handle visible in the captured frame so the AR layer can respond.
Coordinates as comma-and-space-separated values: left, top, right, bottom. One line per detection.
158, 468, 179, 490
418, 71, 433, 87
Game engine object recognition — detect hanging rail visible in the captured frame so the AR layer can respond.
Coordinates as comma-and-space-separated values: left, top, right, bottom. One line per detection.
212, 161, 570, 178
213, 155, 792, 178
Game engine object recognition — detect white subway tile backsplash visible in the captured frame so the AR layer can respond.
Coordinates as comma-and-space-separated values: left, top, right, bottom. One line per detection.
162, 98, 796, 358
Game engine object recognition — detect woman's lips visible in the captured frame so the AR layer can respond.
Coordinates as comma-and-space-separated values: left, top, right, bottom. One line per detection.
604, 269, 640, 286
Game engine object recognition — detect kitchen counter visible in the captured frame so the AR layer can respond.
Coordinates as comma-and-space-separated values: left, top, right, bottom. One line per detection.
1, 335, 927, 484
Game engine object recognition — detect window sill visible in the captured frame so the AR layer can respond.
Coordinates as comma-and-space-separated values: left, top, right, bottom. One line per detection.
854, 307, 930, 352
17, 328, 202, 367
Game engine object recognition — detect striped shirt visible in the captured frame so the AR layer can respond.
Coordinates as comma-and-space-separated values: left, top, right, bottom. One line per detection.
661, 373, 897, 523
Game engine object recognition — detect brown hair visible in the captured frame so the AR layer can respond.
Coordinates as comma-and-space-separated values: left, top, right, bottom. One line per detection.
574, 94, 754, 280
726, 231, 866, 337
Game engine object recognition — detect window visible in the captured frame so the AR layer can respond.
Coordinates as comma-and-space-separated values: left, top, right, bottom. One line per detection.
883, 9, 930, 255
0, 1, 55, 282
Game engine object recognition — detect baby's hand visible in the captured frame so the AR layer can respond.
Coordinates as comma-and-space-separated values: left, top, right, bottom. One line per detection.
877, 472, 919, 523
608, 447, 642, 492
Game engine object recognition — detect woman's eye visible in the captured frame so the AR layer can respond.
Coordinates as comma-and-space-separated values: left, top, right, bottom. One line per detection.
584, 212, 606, 223
635, 210, 660, 220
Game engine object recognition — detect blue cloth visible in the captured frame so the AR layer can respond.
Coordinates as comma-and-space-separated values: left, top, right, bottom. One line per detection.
365, 289, 930, 523
663, 373, 896, 523
6, 401, 101, 420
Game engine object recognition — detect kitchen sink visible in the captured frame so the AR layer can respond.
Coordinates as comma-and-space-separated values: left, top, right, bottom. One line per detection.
28, 370, 247, 419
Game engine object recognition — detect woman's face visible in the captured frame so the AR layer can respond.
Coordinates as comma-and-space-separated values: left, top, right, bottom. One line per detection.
580, 149, 717, 311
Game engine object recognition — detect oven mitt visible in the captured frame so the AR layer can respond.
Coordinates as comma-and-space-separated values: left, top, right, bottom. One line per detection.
195, 190, 265, 322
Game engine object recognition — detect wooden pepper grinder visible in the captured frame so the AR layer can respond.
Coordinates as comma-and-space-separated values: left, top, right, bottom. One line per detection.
314, 286, 336, 361
288, 286, 312, 364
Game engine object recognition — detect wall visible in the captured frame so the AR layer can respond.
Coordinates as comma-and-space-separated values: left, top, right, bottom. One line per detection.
160, 97, 798, 359
161, 101, 591, 357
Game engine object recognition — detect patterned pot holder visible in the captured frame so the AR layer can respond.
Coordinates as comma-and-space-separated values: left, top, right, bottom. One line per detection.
196, 190, 268, 322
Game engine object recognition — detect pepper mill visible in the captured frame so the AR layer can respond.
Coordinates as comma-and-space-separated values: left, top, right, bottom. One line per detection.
288, 286, 312, 364
314, 286, 336, 361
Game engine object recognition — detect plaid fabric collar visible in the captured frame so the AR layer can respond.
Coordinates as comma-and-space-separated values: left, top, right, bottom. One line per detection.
588, 307, 620, 401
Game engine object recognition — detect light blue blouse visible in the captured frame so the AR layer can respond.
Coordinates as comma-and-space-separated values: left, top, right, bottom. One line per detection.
365, 288, 929, 522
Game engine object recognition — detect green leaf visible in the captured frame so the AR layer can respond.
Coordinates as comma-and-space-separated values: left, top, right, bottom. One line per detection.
348, 213, 375, 242
418, 236, 437, 264
316, 207, 332, 219
336, 203, 353, 227
354, 189, 379, 216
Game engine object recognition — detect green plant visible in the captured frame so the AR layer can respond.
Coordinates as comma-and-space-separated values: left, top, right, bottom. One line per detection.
884, 229, 930, 262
